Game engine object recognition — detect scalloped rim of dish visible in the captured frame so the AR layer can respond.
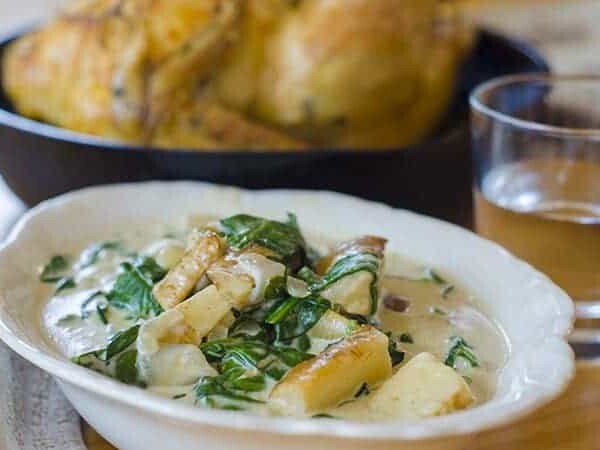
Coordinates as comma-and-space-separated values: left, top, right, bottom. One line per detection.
0, 181, 575, 441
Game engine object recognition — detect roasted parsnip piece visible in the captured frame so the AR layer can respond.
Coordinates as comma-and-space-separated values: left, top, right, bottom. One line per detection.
139, 285, 231, 347
140, 343, 217, 386
207, 250, 286, 309
307, 310, 358, 341
137, 285, 230, 385
175, 285, 232, 339
320, 271, 375, 316
269, 326, 391, 416
311, 236, 386, 315
153, 230, 226, 309
366, 352, 474, 419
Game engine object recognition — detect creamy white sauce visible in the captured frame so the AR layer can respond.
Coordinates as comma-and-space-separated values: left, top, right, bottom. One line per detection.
40, 221, 508, 419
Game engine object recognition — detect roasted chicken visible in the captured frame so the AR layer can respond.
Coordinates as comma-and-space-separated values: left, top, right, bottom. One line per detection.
2, 0, 471, 150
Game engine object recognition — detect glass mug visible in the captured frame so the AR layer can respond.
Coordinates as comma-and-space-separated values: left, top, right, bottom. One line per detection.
470, 75, 600, 332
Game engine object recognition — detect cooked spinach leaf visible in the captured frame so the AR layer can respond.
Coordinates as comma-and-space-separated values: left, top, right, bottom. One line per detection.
196, 340, 273, 408
201, 339, 269, 363
297, 266, 320, 285
266, 296, 330, 342
271, 345, 313, 367
103, 325, 140, 361
197, 332, 315, 410
386, 333, 405, 366
444, 336, 479, 369
263, 275, 287, 301
201, 338, 312, 369
133, 255, 167, 283
337, 310, 370, 325
195, 372, 265, 408
388, 345, 405, 366
265, 297, 302, 324
81, 291, 105, 319
71, 325, 140, 382
219, 214, 307, 269
300, 252, 382, 314
296, 334, 311, 352
115, 350, 139, 384
105, 263, 163, 320
40, 255, 70, 283
200, 337, 312, 398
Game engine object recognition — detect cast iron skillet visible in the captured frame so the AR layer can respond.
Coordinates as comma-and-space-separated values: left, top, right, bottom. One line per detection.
0, 29, 548, 224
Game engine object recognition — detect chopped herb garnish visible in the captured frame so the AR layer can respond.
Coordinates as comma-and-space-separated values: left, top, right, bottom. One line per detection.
338, 310, 370, 325
422, 268, 447, 285
399, 333, 414, 344
431, 306, 447, 316
386, 334, 405, 366
444, 336, 479, 369
40, 255, 70, 282
354, 382, 370, 398
440, 284, 455, 298
96, 303, 109, 325
55, 277, 76, 293
172, 393, 187, 400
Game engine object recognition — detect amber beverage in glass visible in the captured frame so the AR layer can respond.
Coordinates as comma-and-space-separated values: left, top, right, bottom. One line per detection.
471, 75, 600, 328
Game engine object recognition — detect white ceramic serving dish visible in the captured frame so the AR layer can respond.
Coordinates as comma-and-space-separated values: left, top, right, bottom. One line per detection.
0, 182, 574, 450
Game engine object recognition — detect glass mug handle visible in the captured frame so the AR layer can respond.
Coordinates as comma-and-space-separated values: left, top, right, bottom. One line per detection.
570, 301, 600, 356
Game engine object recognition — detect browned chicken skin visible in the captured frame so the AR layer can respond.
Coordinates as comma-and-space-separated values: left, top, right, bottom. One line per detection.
2, 0, 470, 150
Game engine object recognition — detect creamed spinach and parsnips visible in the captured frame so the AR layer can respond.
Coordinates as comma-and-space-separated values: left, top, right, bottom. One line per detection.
41, 214, 506, 420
